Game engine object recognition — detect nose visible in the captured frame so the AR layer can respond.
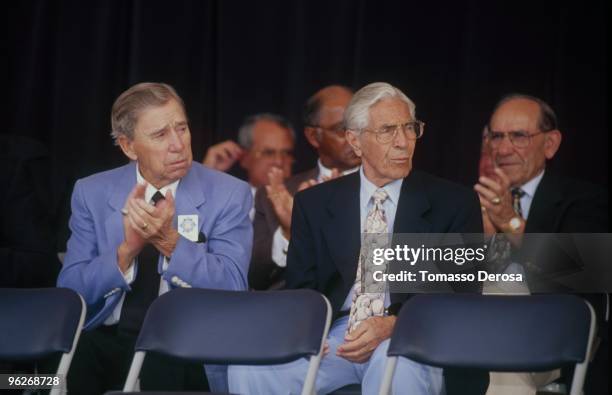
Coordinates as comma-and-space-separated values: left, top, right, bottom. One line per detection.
168, 129, 185, 152
392, 125, 409, 148
496, 133, 514, 155
270, 151, 285, 167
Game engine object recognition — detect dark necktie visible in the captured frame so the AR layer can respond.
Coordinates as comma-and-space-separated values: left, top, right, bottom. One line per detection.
118, 191, 165, 334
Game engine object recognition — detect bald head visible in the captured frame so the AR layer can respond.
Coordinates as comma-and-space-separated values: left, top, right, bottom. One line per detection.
304, 85, 353, 127
303, 85, 360, 171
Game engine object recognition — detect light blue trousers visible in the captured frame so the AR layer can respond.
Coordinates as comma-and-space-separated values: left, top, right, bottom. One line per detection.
228, 316, 444, 395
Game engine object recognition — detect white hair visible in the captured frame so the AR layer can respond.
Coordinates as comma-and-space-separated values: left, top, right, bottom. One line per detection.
344, 82, 416, 132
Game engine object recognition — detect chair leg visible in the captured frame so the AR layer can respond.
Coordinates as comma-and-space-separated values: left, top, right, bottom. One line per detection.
123, 351, 146, 391
378, 357, 398, 395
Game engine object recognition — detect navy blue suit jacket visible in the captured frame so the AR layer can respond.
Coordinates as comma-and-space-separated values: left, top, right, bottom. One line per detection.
285, 170, 483, 316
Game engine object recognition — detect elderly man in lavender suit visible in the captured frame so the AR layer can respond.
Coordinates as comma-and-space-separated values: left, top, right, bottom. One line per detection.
58, 82, 252, 394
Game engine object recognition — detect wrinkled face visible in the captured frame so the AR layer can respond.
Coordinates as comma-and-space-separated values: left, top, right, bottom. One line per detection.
308, 91, 361, 171
118, 99, 193, 189
488, 98, 560, 187
240, 119, 294, 188
347, 98, 416, 186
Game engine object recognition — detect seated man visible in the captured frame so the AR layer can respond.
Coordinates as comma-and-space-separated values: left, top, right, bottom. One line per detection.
202, 113, 296, 220
228, 82, 485, 395
57, 82, 252, 393
249, 85, 361, 289
475, 94, 609, 394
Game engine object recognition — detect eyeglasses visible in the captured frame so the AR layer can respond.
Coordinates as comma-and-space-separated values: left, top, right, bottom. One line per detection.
485, 130, 547, 148
253, 148, 294, 162
309, 124, 346, 138
361, 120, 425, 144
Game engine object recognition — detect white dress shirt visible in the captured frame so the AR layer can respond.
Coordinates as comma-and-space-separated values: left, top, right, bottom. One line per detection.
516, 169, 544, 220
104, 166, 180, 325
271, 160, 359, 268
249, 186, 256, 222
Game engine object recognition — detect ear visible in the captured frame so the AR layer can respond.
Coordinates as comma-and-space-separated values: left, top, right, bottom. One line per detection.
543, 129, 562, 159
117, 135, 138, 161
239, 151, 251, 170
304, 127, 321, 149
345, 130, 362, 157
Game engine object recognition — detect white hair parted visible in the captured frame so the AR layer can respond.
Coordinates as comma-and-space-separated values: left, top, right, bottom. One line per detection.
344, 82, 416, 132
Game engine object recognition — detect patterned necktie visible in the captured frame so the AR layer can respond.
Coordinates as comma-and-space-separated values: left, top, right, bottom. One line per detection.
511, 188, 526, 218
488, 188, 525, 273
118, 191, 165, 334
347, 188, 389, 334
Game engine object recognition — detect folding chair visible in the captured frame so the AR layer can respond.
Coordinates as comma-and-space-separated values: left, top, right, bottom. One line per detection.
379, 294, 596, 395
0, 287, 86, 395
109, 288, 331, 395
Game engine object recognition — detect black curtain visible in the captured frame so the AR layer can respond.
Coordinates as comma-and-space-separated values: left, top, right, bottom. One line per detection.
4, 0, 607, 245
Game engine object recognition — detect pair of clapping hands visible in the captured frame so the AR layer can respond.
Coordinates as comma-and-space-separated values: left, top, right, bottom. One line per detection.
117, 183, 178, 273
474, 167, 524, 236
265, 167, 341, 240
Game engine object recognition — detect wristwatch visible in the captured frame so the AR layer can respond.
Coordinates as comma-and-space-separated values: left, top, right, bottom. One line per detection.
384, 303, 402, 316
508, 216, 522, 232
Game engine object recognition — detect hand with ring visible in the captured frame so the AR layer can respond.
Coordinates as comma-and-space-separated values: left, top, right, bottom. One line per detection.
474, 167, 517, 232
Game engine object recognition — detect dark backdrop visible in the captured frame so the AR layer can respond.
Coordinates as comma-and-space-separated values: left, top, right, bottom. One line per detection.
4, 0, 608, 245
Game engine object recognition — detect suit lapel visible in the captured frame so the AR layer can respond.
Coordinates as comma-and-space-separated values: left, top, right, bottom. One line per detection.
105, 162, 137, 250
175, 165, 206, 232
322, 173, 361, 281
393, 171, 432, 233
525, 172, 563, 233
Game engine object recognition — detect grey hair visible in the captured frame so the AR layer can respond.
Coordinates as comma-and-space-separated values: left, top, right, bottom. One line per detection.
237, 113, 296, 149
491, 93, 558, 132
344, 82, 416, 132
110, 82, 185, 144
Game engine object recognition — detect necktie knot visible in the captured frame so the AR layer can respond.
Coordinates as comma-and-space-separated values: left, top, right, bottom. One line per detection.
372, 188, 389, 205
151, 191, 165, 205
511, 188, 525, 200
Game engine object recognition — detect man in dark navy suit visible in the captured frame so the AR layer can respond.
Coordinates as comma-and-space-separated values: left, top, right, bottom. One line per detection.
475, 94, 608, 394
229, 82, 486, 395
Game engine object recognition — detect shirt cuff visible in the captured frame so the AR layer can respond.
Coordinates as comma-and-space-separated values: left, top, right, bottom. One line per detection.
271, 226, 289, 268
121, 261, 136, 285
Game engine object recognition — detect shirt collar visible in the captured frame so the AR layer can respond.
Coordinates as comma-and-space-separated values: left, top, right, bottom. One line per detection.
136, 165, 180, 203
359, 166, 403, 207
317, 159, 359, 181
519, 169, 545, 198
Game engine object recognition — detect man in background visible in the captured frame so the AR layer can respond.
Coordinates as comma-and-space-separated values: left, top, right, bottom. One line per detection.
249, 85, 361, 289
202, 113, 295, 221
